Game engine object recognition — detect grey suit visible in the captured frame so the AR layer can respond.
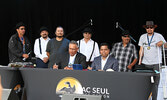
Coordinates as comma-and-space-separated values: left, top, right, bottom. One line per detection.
91, 55, 119, 71
55, 52, 87, 69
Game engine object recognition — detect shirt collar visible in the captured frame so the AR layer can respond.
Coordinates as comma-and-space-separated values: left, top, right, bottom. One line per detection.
101, 54, 110, 61
40, 37, 50, 41
121, 42, 130, 47
70, 53, 77, 58
81, 38, 92, 42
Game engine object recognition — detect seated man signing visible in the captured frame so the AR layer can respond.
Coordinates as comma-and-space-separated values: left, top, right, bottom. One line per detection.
53, 40, 87, 70
88, 43, 119, 71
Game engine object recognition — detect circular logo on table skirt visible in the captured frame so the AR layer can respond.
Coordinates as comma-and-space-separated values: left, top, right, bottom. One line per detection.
56, 77, 83, 94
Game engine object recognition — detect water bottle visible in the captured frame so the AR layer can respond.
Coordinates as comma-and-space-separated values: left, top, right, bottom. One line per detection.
68, 63, 73, 68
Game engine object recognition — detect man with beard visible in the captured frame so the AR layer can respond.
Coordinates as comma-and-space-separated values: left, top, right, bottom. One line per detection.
111, 30, 138, 72
34, 26, 50, 68
46, 26, 70, 68
8, 22, 32, 63
138, 21, 166, 100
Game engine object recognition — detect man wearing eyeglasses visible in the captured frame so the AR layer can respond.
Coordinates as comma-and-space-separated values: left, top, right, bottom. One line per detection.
111, 30, 138, 72
138, 21, 166, 100
8, 22, 32, 63
53, 40, 87, 70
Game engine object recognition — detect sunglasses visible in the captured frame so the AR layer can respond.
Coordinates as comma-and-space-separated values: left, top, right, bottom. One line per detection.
146, 26, 154, 29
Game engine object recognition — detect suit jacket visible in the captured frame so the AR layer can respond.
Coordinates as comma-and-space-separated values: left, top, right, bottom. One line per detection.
91, 55, 119, 71
56, 52, 87, 69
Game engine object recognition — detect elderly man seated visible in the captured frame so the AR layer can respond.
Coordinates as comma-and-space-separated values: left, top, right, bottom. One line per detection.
53, 40, 87, 70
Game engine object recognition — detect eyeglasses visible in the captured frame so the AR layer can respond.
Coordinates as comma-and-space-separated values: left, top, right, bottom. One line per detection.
146, 26, 154, 29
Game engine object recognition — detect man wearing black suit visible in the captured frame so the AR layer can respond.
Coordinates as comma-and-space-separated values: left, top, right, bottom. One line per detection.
53, 40, 87, 69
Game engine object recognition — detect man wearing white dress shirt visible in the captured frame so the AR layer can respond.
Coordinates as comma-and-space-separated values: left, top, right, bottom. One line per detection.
77, 27, 100, 67
53, 40, 87, 70
88, 43, 119, 71
34, 26, 50, 68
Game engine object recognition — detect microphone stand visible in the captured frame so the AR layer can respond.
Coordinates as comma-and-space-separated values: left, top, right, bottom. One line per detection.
65, 19, 92, 38
116, 22, 137, 43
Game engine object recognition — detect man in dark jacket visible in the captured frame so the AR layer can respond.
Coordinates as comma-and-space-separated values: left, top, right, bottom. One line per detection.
53, 40, 87, 69
8, 22, 32, 63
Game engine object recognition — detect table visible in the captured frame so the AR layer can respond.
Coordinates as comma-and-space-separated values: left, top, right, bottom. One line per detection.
0, 66, 23, 89
0, 66, 24, 100
20, 68, 154, 100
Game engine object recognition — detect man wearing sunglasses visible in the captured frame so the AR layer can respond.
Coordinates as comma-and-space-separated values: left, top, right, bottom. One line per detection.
8, 22, 32, 63
111, 30, 138, 72
138, 21, 166, 100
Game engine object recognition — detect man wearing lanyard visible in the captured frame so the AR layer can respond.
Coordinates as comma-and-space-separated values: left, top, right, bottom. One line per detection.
138, 21, 166, 100
8, 22, 32, 63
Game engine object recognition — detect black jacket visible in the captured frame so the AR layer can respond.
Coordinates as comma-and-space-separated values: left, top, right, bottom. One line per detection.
8, 33, 32, 63
56, 52, 87, 69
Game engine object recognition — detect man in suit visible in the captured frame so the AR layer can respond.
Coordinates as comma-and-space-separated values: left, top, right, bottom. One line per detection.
88, 43, 119, 71
53, 40, 87, 70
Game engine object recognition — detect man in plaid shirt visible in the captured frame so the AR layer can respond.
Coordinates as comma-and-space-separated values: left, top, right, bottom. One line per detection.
111, 30, 138, 72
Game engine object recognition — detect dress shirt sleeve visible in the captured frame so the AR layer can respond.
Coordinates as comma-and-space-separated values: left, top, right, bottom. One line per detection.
34, 39, 43, 60
94, 42, 100, 58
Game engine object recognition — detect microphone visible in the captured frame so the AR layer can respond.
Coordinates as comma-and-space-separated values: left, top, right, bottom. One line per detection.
116, 22, 124, 31
116, 22, 118, 28
90, 19, 93, 26
23, 51, 31, 61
